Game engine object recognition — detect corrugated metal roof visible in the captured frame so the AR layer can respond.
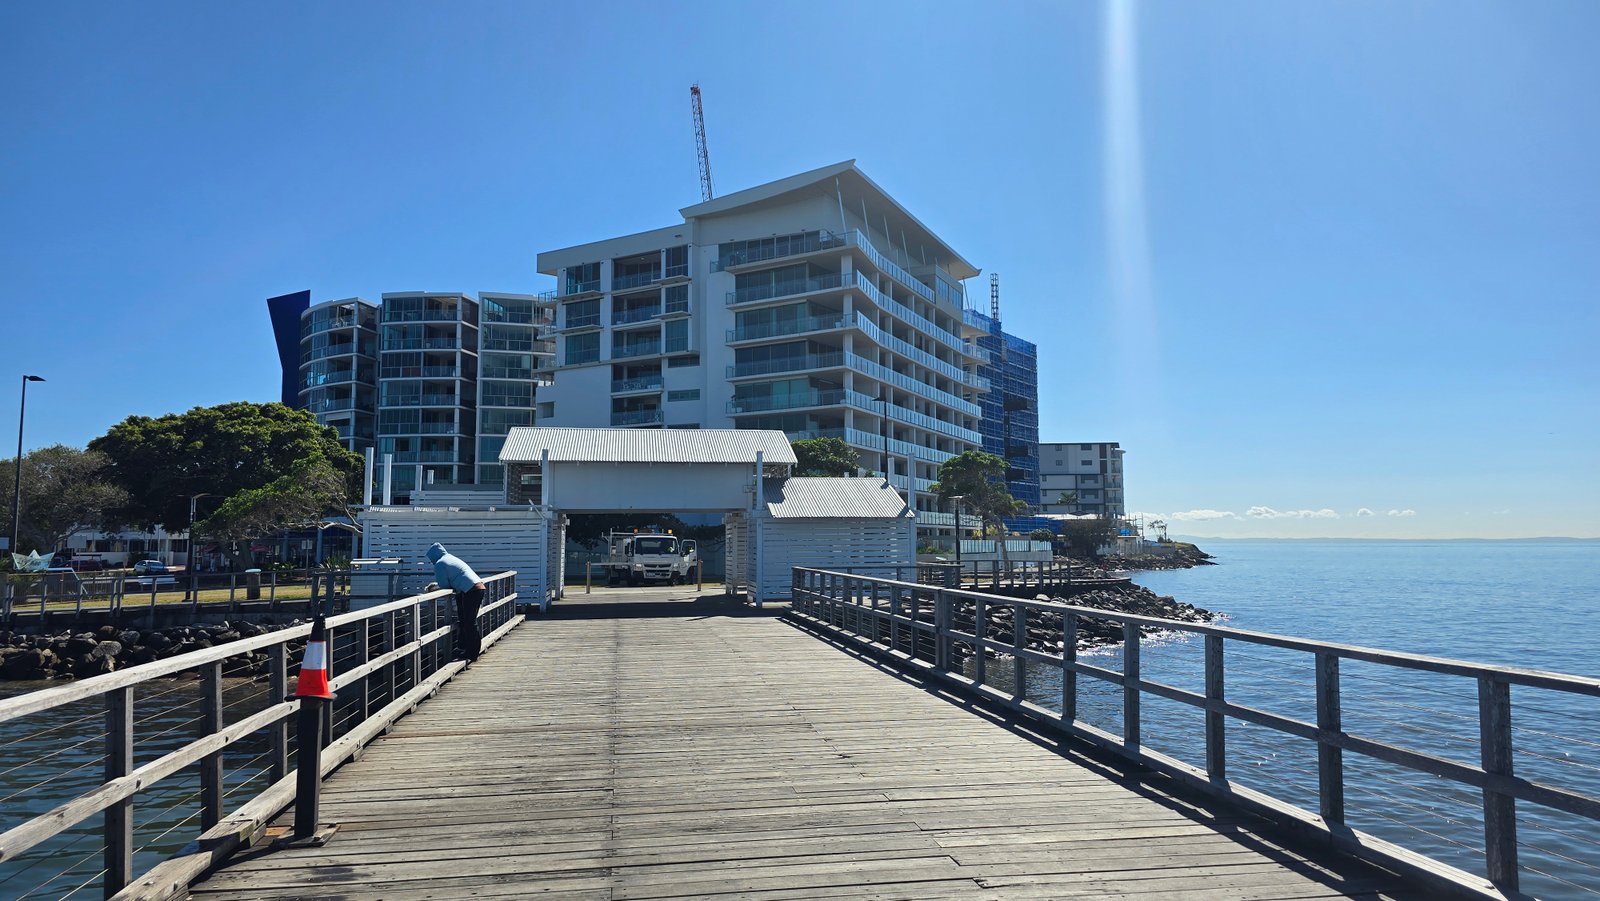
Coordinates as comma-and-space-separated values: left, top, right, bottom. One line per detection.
763, 477, 913, 520
500, 427, 797, 465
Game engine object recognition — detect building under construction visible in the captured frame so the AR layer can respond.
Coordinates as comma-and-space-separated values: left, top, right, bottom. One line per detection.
964, 301, 1040, 513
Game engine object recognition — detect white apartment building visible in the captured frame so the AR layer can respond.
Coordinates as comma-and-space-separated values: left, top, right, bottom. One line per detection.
534, 161, 991, 526
1039, 442, 1126, 517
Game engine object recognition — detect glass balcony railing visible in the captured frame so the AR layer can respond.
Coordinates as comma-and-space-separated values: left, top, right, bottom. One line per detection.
664, 296, 690, 315
380, 365, 458, 379
612, 306, 662, 325
381, 309, 460, 323
847, 353, 982, 418
888, 436, 957, 465
305, 315, 360, 334
613, 340, 661, 359
727, 389, 849, 415
611, 409, 663, 426
612, 375, 663, 393
726, 271, 848, 306
888, 473, 938, 494
382, 338, 458, 351
306, 397, 359, 413
302, 370, 374, 389
482, 337, 537, 351
726, 351, 845, 379
612, 270, 663, 291
713, 230, 848, 272
563, 313, 602, 329
481, 367, 534, 380
663, 334, 689, 353
563, 279, 601, 296
727, 313, 852, 343
306, 342, 360, 361
482, 309, 538, 324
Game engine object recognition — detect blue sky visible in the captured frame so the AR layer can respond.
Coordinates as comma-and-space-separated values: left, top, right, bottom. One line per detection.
3, 1, 1596, 538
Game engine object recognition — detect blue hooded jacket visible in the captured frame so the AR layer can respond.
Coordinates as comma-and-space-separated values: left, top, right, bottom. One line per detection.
426, 543, 482, 593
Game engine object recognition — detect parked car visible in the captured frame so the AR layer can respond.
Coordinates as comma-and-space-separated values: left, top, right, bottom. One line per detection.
132, 560, 169, 575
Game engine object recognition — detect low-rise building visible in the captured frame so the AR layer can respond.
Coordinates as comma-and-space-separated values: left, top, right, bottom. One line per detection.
1039, 441, 1125, 517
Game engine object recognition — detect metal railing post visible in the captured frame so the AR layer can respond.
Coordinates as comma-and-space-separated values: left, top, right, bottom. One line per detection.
103, 686, 134, 898
384, 610, 397, 706
1478, 675, 1519, 892
934, 589, 951, 671
1061, 612, 1077, 725
1204, 635, 1226, 783
358, 619, 372, 722
1315, 652, 1345, 825
973, 594, 987, 686
1012, 605, 1026, 702
268, 643, 288, 781
199, 661, 224, 829
1122, 623, 1140, 755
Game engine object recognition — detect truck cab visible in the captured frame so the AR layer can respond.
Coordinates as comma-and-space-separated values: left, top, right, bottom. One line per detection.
605, 532, 698, 586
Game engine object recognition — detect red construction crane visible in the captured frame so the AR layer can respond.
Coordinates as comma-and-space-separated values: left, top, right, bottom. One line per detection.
690, 84, 714, 202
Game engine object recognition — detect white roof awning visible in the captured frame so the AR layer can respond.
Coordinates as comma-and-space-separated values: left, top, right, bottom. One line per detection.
500, 427, 797, 466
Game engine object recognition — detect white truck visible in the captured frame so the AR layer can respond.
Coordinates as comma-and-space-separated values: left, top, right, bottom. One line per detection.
603, 531, 698, 586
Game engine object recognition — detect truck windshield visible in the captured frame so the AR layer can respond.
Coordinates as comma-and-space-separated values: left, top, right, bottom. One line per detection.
632, 537, 678, 555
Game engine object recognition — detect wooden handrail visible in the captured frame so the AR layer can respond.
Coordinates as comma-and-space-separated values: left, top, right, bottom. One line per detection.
789, 566, 1600, 900
0, 571, 520, 899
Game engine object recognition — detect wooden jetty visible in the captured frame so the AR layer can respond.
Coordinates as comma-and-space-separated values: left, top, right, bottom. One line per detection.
190, 586, 1412, 900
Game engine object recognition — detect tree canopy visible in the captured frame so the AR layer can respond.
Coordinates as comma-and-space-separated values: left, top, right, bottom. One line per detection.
89, 402, 363, 537
932, 450, 1025, 535
0, 445, 128, 555
1056, 517, 1120, 559
790, 437, 858, 477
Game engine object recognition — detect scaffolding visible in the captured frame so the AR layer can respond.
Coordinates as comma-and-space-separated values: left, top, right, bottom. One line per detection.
965, 309, 1040, 513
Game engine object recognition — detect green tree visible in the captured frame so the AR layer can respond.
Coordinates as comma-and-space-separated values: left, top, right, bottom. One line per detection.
790, 437, 858, 477
1057, 516, 1119, 559
90, 403, 363, 564
932, 450, 1025, 537
1055, 491, 1078, 507
0, 445, 128, 555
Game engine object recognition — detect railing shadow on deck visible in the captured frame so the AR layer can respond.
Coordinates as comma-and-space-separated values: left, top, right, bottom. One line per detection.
782, 609, 1414, 898
788, 566, 1600, 901
540, 588, 786, 621
0, 572, 522, 901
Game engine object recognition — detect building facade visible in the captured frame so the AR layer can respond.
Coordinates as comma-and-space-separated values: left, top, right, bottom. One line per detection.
271, 291, 552, 501
534, 161, 991, 528
1039, 442, 1125, 517
965, 309, 1040, 511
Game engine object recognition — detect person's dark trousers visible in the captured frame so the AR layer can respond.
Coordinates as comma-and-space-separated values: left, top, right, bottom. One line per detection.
454, 586, 484, 661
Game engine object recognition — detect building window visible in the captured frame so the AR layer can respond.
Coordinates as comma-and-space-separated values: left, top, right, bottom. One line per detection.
667, 389, 700, 402
664, 284, 689, 313
565, 332, 600, 364
664, 245, 689, 278
565, 262, 600, 294
667, 354, 700, 368
663, 318, 688, 353
563, 299, 600, 328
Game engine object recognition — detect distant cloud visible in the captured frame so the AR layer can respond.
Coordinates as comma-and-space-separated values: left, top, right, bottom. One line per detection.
1387, 509, 1417, 517
1168, 509, 1239, 522
1356, 508, 1375, 517
1246, 506, 1340, 520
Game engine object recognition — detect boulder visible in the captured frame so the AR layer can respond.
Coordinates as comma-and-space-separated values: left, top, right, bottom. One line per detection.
92, 640, 123, 660
118, 630, 142, 646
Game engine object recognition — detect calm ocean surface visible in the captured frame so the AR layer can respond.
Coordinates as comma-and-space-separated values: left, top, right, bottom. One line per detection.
3, 539, 1597, 898
1115, 539, 1600, 899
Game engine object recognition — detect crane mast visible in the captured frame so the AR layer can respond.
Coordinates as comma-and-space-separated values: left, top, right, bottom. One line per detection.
990, 273, 1001, 321
690, 84, 714, 202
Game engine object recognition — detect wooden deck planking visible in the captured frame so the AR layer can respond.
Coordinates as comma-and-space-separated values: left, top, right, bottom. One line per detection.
192, 589, 1414, 900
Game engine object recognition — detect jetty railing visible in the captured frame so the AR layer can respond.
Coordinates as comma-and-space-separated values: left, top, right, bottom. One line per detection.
2, 568, 354, 627
0, 571, 519, 900
790, 566, 1600, 900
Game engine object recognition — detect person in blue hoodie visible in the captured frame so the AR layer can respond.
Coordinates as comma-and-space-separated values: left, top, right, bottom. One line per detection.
426, 543, 486, 662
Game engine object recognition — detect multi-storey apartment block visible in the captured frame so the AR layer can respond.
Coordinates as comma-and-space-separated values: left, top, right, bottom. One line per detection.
966, 309, 1040, 511
534, 161, 990, 526
1039, 441, 1126, 517
271, 291, 552, 501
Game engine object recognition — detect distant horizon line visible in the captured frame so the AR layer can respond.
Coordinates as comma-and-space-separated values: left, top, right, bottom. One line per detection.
1172, 535, 1599, 543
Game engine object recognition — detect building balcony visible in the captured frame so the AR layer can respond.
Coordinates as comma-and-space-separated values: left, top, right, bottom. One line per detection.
302, 370, 374, 389
380, 365, 458, 379
482, 336, 538, 352
613, 340, 662, 359
381, 309, 461, 323
612, 375, 664, 394
306, 397, 360, 413
611, 409, 663, 427
726, 313, 853, 343
726, 352, 845, 380
728, 389, 851, 415
612, 306, 662, 325
726, 272, 848, 306
382, 338, 458, 351
560, 314, 602, 331
481, 367, 534, 380
786, 427, 885, 452
916, 511, 984, 530
712, 230, 849, 272
612, 270, 663, 292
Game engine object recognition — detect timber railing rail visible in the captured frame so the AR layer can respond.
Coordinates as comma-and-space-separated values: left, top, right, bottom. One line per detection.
791, 567, 1600, 900
2, 568, 354, 626
0, 571, 520, 900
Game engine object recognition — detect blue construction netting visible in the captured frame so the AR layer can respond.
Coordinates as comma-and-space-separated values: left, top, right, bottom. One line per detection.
967, 310, 1041, 508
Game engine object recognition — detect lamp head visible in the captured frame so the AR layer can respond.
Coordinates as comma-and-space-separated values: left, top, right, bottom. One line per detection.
24, 375, 44, 382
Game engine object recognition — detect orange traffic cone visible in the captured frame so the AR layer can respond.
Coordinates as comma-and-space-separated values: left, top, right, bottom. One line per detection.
293, 616, 335, 700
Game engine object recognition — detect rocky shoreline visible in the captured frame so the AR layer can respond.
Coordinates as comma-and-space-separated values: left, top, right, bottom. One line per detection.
0, 620, 300, 682
1099, 541, 1216, 572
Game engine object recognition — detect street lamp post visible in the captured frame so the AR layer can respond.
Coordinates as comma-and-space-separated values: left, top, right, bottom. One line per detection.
10, 375, 45, 558
187, 493, 213, 602
949, 494, 966, 579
